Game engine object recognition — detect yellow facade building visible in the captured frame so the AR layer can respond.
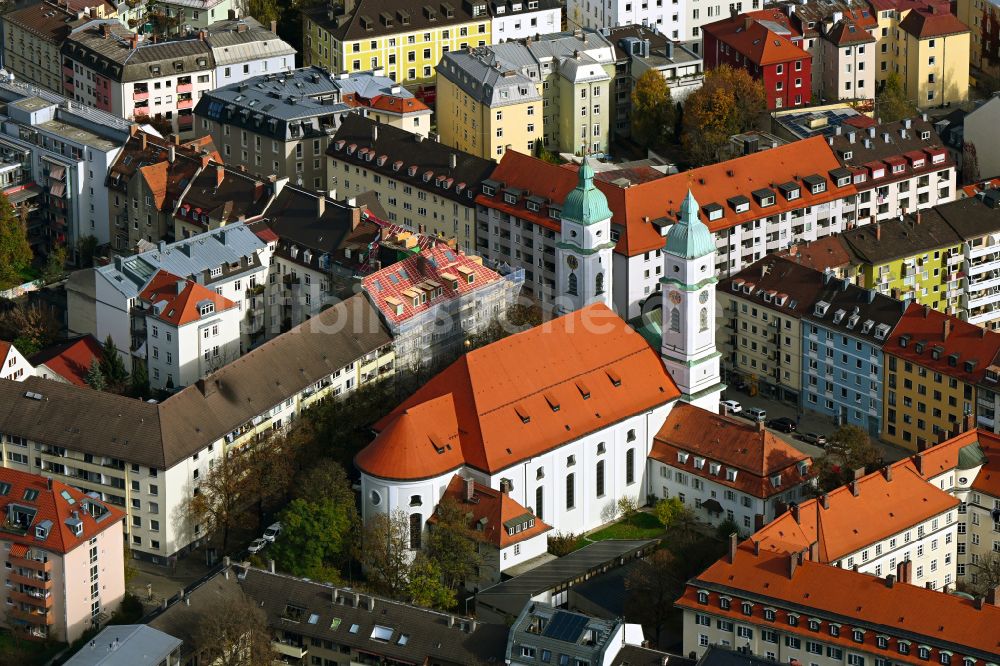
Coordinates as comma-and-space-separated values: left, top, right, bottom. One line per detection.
882, 303, 1000, 450
871, 2, 970, 108
303, 0, 492, 87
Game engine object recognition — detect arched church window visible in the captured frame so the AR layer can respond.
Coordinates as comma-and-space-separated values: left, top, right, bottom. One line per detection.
669, 307, 680, 332
595, 272, 604, 295
700, 307, 709, 331
568, 272, 578, 295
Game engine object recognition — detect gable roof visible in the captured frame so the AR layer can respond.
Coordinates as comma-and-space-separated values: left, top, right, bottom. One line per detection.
0, 467, 123, 555
899, 6, 970, 38
679, 544, 1000, 662
29, 335, 104, 387
775, 236, 854, 272
703, 14, 810, 65
650, 402, 812, 498
357, 304, 680, 480
886, 302, 1000, 384
824, 19, 876, 45
139, 270, 238, 327
718, 256, 829, 318
752, 459, 958, 561
436, 475, 552, 548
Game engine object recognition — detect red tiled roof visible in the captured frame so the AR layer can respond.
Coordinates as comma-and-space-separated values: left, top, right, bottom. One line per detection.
29, 335, 104, 387
362, 245, 502, 325
752, 461, 958, 561
356, 304, 680, 480
899, 6, 970, 38
434, 475, 552, 548
678, 544, 1000, 663
774, 236, 853, 271
650, 403, 812, 499
139, 270, 237, 327
824, 19, 876, 45
960, 177, 1000, 198
345, 93, 431, 115
0, 468, 123, 555
842, 114, 877, 129
703, 14, 811, 65
969, 429, 1000, 498
885, 302, 1000, 384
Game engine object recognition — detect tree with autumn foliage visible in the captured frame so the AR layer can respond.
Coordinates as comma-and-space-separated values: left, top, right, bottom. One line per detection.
631, 70, 676, 150
681, 65, 766, 165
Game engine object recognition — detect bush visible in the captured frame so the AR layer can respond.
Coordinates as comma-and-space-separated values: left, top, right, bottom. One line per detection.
548, 532, 580, 556
108, 592, 144, 625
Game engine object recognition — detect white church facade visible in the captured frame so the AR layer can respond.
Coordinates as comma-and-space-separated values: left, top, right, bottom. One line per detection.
355, 164, 727, 577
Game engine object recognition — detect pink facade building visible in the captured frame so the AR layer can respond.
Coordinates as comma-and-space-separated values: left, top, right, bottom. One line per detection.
0, 468, 125, 642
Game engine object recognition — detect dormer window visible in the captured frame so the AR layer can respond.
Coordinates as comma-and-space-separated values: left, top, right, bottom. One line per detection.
770, 474, 782, 487
200, 303, 215, 316
210, 267, 222, 278
832, 309, 845, 324
899, 334, 910, 348
875, 324, 890, 340
710, 462, 721, 475
504, 193, 518, 205
694, 457, 705, 469
677, 452, 689, 463
814, 301, 830, 317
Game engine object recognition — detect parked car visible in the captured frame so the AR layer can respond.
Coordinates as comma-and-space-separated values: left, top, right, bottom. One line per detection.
248, 538, 268, 554
798, 432, 827, 447
743, 407, 767, 422
767, 417, 797, 433
262, 522, 282, 542
720, 399, 742, 415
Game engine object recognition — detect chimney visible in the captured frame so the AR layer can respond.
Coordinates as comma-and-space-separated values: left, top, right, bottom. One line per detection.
853, 467, 865, 481
176, 279, 186, 295
101, 23, 110, 38
351, 205, 362, 230
885, 574, 895, 588
820, 493, 829, 509
173, 134, 181, 146
850, 480, 860, 496
964, 412, 975, 433
141, 133, 148, 150
986, 586, 999, 606
271, 19, 277, 32
366, 596, 375, 611
268, 559, 275, 573
372, 124, 378, 143
129, 33, 138, 49
450, 153, 457, 169
216, 164, 225, 187
168, 145, 176, 163
465, 477, 475, 501
790, 504, 800, 523
875, 224, 881, 240
916, 210, 922, 225
914, 454, 924, 475
896, 559, 911, 584
883, 465, 892, 481
976, 597, 985, 610
758, 420, 766, 432
46, 477, 52, 490
353, 592, 360, 607
753, 540, 760, 556
158, 240, 166, 253
788, 552, 799, 579
728, 532, 738, 563
808, 540, 819, 561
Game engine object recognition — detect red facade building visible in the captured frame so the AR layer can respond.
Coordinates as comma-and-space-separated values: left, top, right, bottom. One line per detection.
702, 12, 813, 110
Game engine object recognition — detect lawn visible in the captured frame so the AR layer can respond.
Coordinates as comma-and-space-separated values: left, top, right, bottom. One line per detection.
587, 511, 665, 542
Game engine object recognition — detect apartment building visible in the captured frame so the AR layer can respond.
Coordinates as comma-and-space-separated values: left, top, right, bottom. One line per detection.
361, 244, 522, 368
719, 257, 827, 404
952, 429, 1000, 589
0, 294, 393, 562
942, 191, 1000, 328
327, 114, 495, 253
1, 1, 91, 94
0, 81, 131, 258
66, 223, 270, 371
956, 0, 1000, 86
605, 25, 704, 139
0, 468, 124, 643
870, 0, 970, 108
137, 270, 243, 390
436, 30, 617, 157
302, 0, 493, 86
476, 137, 857, 319
262, 185, 384, 332
435, 49, 544, 160
194, 67, 421, 189
489, 0, 562, 40
0, 342, 33, 382
648, 402, 813, 532
566, 0, 755, 45
882, 303, 1000, 450
801, 274, 907, 435
702, 11, 813, 110
171, 163, 281, 241
62, 20, 294, 138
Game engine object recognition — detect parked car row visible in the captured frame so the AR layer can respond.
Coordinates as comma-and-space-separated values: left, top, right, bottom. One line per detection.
247, 522, 282, 554
719, 398, 829, 447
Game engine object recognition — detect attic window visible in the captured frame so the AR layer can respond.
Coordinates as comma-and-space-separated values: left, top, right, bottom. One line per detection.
921, 131, 930, 140
874, 324, 890, 340
899, 334, 910, 348
23, 488, 38, 502
948, 353, 959, 367
770, 474, 782, 487
726, 468, 738, 482
200, 303, 215, 316
832, 309, 845, 324
677, 452, 690, 464
861, 320, 874, 334
814, 301, 830, 317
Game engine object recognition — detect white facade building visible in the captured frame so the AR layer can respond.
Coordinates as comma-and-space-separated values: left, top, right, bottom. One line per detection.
567, 0, 753, 46
0, 342, 33, 382
491, 0, 562, 40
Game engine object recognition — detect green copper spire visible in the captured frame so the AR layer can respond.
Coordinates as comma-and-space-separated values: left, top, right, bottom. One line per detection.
665, 189, 715, 259
561, 155, 613, 226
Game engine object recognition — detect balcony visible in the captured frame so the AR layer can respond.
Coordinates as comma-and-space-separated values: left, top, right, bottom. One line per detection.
7, 571, 52, 590
9, 607, 53, 627
177, 98, 194, 110
271, 641, 307, 659
282, 274, 300, 288
133, 90, 149, 101
177, 82, 193, 93
10, 589, 53, 609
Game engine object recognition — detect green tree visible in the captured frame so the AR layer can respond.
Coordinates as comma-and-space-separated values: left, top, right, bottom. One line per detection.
100, 335, 129, 390
654, 497, 699, 543
184, 449, 247, 551
424, 497, 485, 592
616, 495, 639, 524
129, 361, 149, 398
84, 359, 106, 391
407, 554, 456, 609
360, 509, 411, 597
813, 425, 883, 492
0, 191, 31, 288
876, 72, 917, 124
270, 496, 357, 580
681, 65, 766, 165
41, 246, 67, 284
248, 0, 280, 24
76, 235, 99, 268
631, 70, 676, 150
715, 517, 743, 541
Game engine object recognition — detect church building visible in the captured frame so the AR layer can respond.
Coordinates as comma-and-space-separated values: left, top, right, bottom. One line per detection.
355, 162, 738, 578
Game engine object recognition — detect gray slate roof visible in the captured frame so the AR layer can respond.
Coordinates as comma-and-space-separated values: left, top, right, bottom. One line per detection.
204, 17, 297, 66
437, 48, 542, 107
0, 294, 391, 469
